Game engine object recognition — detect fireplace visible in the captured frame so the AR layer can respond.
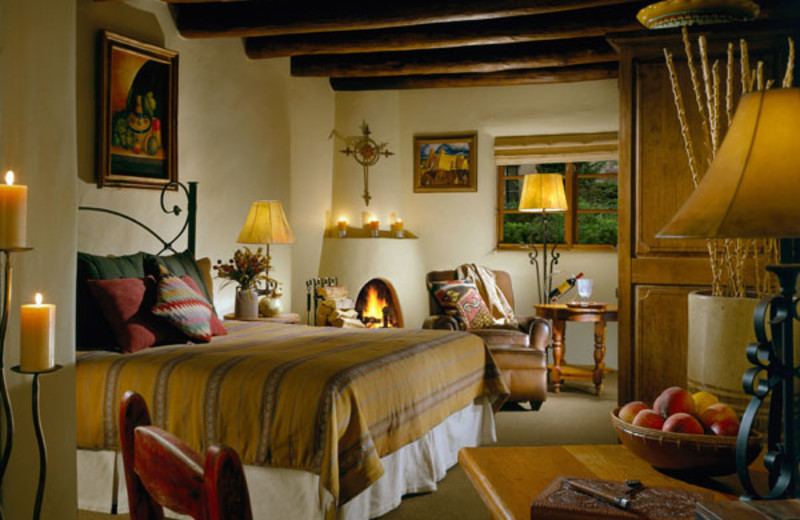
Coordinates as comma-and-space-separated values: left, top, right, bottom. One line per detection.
355, 278, 403, 328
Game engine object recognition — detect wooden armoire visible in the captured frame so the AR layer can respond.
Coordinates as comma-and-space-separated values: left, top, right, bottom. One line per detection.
609, 23, 798, 405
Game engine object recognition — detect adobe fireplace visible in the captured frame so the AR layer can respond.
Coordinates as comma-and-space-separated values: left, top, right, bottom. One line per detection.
355, 278, 403, 328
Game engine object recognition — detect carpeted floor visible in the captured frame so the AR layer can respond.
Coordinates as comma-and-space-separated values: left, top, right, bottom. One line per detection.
79, 371, 618, 520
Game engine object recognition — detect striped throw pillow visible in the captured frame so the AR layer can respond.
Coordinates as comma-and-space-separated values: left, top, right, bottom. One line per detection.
152, 265, 213, 342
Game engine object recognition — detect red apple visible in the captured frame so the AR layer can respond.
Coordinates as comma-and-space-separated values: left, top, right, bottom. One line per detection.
662, 412, 704, 434
710, 417, 740, 436
619, 401, 650, 423
699, 403, 739, 429
654, 386, 696, 418
632, 409, 665, 430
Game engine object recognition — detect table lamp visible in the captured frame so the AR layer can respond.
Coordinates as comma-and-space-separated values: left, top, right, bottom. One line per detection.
518, 173, 568, 304
658, 87, 800, 498
237, 200, 295, 297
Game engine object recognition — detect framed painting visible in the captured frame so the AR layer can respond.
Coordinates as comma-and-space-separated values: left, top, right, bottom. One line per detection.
97, 31, 178, 189
413, 132, 477, 193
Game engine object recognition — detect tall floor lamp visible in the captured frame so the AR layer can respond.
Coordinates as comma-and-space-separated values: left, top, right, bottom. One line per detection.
659, 88, 800, 498
237, 200, 296, 297
519, 173, 568, 304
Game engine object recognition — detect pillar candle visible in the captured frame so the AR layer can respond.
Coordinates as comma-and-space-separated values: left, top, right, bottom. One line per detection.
337, 219, 347, 231
369, 220, 379, 231
393, 219, 403, 232
20, 293, 55, 372
0, 171, 27, 250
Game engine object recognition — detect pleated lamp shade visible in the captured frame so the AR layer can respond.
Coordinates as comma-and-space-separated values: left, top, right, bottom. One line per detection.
518, 173, 568, 212
658, 88, 800, 239
237, 201, 296, 245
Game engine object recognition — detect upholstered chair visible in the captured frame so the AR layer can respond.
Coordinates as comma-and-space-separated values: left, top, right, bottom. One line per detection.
423, 269, 550, 410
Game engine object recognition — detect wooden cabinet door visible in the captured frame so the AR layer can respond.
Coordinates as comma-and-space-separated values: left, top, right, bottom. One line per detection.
611, 26, 797, 405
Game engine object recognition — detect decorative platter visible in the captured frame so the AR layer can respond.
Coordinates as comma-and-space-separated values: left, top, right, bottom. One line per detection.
565, 302, 607, 310
636, 0, 760, 29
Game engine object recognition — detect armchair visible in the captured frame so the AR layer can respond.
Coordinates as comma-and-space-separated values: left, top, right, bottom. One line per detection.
423, 269, 551, 410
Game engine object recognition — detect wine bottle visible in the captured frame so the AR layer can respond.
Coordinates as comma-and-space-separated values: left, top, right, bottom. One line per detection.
548, 272, 584, 302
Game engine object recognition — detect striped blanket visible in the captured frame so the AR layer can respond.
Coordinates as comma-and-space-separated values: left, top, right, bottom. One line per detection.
76, 321, 508, 507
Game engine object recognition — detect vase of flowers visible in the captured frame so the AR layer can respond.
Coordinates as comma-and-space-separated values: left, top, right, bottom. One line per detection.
215, 247, 272, 319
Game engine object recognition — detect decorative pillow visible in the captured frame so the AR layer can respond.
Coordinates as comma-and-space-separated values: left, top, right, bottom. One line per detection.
144, 251, 215, 306
87, 276, 184, 353
432, 281, 494, 330
151, 266, 214, 342
179, 276, 227, 337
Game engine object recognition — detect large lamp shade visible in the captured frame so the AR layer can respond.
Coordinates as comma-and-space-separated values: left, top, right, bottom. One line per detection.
518, 173, 568, 213
658, 88, 800, 239
237, 200, 295, 245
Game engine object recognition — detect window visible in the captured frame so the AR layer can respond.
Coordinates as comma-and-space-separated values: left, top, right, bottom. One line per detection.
494, 133, 618, 250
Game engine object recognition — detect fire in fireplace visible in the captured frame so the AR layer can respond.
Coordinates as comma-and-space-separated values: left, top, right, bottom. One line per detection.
355, 278, 403, 328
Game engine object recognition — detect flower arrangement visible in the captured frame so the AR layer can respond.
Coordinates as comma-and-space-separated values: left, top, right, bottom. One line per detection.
214, 246, 278, 295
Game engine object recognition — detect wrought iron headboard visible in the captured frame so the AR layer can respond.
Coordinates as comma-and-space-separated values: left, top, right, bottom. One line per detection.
78, 181, 197, 256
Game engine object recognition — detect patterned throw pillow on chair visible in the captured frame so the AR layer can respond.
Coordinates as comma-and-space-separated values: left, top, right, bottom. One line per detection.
151, 265, 214, 342
432, 281, 494, 330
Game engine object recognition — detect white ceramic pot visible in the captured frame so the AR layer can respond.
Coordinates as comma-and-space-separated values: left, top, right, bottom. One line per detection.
235, 288, 259, 319
259, 296, 282, 317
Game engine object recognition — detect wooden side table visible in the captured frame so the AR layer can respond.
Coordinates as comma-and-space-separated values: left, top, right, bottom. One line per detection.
223, 313, 300, 324
534, 303, 618, 395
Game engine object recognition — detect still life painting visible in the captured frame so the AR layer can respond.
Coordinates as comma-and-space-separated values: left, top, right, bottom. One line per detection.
98, 31, 178, 189
413, 132, 477, 193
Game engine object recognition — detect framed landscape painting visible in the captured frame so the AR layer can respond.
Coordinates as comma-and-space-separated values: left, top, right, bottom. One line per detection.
413, 132, 477, 193
97, 31, 178, 189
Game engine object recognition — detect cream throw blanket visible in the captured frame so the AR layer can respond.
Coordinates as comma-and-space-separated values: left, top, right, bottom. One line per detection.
457, 264, 519, 328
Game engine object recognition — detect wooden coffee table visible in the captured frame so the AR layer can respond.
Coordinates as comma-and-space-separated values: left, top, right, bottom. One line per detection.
459, 445, 739, 520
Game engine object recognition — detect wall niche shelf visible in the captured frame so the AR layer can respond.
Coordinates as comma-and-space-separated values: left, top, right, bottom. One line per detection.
324, 227, 418, 240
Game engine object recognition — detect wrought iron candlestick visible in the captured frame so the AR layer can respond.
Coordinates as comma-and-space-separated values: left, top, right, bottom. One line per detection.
10, 365, 61, 520
0, 247, 31, 520
330, 121, 394, 206
736, 238, 800, 499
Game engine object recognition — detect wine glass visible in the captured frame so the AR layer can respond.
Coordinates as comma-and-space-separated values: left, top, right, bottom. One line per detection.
576, 278, 593, 305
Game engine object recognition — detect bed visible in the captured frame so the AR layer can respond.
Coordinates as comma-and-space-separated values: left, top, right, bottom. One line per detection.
75, 182, 508, 519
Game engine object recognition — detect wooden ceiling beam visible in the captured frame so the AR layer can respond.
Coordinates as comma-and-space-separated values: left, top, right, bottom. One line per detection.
329, 63, 619, 90
174, 0, 643, 38
291, 38, 617, 78
245, 4, 642, 59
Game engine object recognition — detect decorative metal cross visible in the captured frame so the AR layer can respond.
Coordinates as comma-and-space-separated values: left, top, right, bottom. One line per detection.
330, 121, 393, 206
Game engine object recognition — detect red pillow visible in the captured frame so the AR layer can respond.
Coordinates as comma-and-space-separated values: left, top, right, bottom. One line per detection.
87, 276, 184, 353
180, 276, 227, 337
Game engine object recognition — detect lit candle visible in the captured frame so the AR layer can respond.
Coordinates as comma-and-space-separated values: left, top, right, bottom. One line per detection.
20, 293, 55, 372
369, 219, 379, 231
0, 171, 27, 250
337, 219, 347, 231
393, 219, 403, 232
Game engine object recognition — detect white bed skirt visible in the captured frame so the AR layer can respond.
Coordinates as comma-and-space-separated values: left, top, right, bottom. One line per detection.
78, 397, 496, 520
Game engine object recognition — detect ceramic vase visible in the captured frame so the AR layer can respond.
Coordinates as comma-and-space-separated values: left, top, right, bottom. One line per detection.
235, 288, 259, 319
259, 296, 282, 317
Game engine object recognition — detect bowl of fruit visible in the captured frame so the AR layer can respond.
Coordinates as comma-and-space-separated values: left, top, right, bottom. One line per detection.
611, 386, 763, 476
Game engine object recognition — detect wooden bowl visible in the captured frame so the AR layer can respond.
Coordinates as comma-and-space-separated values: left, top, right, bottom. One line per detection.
611, 408, 763, 476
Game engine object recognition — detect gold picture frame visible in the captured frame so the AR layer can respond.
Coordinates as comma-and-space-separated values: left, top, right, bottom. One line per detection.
413, 132, 477, 193
97, 31, 178, 190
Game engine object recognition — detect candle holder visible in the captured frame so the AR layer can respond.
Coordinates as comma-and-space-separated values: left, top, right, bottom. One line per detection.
0, 247, 31, 520
11, 364, 61, 520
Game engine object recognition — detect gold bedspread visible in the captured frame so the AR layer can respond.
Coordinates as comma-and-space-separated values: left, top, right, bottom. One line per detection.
76, 321, 508, 506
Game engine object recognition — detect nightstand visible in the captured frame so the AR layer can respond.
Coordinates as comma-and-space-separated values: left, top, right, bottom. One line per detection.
223, 313, 300, 324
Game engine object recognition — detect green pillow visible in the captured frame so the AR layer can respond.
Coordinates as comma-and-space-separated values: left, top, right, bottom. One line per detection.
76, 252, 145, 350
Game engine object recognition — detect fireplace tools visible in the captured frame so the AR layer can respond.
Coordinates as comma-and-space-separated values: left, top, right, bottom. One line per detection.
306, 277, 338, 325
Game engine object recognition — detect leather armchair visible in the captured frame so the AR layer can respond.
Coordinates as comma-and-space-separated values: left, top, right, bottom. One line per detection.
423, 269, 551, 410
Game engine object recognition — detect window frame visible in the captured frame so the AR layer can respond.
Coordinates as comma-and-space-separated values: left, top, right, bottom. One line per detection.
496, 160, 619, 252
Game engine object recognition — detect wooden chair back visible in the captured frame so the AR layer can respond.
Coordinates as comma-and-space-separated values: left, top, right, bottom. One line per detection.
119, 391, 253, 520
